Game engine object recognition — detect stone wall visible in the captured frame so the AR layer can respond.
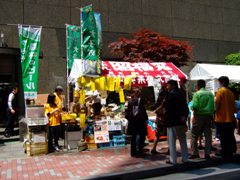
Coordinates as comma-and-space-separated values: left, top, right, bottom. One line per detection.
0, 0, 240, 93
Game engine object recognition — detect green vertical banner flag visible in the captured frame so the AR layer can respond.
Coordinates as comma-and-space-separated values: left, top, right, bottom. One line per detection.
81, 4, 101, 75
94, 12, 102, 51
18, 25, 42, 99
94, 12, 102, 73
66, 25, 81, 70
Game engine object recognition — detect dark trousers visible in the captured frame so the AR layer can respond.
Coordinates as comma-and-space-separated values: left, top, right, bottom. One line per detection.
4, 111, 17, 136
216, 122, 236, 156
130, 133, 145, 156
48, 125, 60, 151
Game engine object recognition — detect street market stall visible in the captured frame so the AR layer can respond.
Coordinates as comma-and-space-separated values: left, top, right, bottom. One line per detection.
67, 60, 188, 148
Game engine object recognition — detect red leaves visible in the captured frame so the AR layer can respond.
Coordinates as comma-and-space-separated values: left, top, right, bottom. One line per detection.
108, 29, 192, 67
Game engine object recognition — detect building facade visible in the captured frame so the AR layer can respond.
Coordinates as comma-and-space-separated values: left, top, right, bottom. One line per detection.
0, 0, 240, 94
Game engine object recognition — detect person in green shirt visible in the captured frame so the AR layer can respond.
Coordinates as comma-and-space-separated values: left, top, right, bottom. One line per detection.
189, 79, 215, 160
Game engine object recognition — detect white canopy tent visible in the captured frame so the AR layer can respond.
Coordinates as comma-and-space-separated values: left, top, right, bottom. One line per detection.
189, 63, 240, 82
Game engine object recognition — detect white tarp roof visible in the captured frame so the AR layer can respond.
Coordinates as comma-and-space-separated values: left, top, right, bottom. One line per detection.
190, 63, 240, 82
68, 59, 83, 82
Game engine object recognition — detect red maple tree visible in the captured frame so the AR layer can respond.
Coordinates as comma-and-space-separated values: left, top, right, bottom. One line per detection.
108, 29, 192, 67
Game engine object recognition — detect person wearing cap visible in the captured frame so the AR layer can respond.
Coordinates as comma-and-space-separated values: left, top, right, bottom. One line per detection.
165, 80, 189, 165
214, 76, 237, 158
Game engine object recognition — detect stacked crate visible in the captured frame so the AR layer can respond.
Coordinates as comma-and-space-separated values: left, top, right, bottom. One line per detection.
25, 125, 48, 156
24, 106, 49, 156
112, 135, 126, 147
97, 142, 111, 148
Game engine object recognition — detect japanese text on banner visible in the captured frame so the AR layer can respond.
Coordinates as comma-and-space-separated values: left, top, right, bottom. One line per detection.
18, 25, 42, 99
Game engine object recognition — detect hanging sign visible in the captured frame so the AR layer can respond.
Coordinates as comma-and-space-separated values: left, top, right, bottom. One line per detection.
18, 25, 42, 99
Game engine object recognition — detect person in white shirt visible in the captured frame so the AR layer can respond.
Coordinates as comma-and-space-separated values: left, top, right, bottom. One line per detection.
4, 86, 18, 138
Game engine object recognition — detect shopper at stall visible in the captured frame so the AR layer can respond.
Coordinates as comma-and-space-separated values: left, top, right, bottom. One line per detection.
45, 93, 61, 152
150, 86, 168, 154
4, 85, 18, 138
189, 79, 214, 160
214, 76, 237, 158
165, 80, 189, 165
125, 88, 148, 157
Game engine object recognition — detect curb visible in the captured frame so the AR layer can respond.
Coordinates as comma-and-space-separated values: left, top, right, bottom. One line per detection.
88, 155, 240, 180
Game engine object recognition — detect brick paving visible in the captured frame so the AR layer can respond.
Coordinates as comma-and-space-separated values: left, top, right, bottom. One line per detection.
0, 133, 240, 180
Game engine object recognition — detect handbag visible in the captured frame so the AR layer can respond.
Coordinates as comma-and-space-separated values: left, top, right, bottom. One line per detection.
155, 99, 166, 117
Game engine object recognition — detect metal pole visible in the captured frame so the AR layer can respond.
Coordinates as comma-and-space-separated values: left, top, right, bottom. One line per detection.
65, 24, 70, 111
80, 8, 84, 139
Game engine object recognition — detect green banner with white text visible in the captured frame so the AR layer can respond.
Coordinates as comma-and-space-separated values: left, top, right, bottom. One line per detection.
81, 4, 101, 75
18, 25, 42, 99
67, 25, 81, 70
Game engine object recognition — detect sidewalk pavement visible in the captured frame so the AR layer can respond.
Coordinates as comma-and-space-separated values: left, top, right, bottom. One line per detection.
0, 131, 240, 180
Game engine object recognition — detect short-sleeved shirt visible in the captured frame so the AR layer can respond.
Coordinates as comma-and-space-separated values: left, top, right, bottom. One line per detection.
44, 104, 61, 126
215, 87, 236, 123
54, 92, 63, 111
192, 88, 215, 116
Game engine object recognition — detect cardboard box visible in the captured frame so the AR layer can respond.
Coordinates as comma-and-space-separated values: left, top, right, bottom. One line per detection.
35, 94, 48, 105
26, 106, 45, 118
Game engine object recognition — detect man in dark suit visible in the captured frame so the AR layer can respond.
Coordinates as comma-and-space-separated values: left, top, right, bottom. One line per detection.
125, 88, 148, 157
165, 80, 189, 164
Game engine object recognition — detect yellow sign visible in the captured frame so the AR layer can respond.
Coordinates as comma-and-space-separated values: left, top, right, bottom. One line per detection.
90, 78, 96, 91
107, 77, 115, 92
124, 77, 132, 90
80, 113, 86, 128
119, 89, 125, 103
99, 77, 106, 90
79, 89, 86, 105
115, 77, 121, 92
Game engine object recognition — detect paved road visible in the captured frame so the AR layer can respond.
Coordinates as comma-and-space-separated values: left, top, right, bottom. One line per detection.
144, 163, 240, 180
